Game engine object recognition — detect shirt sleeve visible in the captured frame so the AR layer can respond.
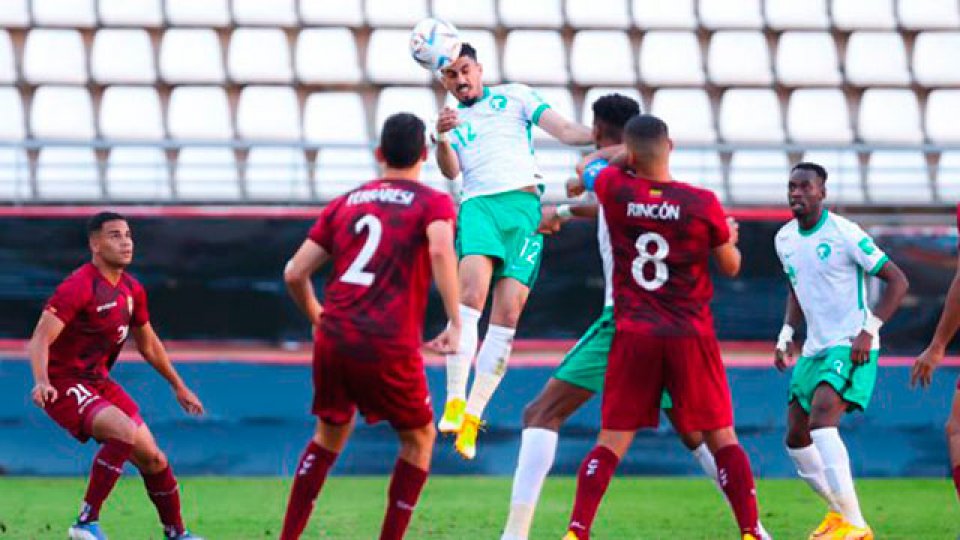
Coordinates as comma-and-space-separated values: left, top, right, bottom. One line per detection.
307, 198, 339, 252
516, 85, 551, 126
44, 276, 88, 326
841, 219, 889, 275
424, 192, 457, 227
131, 283, 150, 327
593, 166, 614, 204
704, 192, 731, 248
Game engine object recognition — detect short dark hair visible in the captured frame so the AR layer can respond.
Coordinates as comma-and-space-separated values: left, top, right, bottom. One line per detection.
458, 42, 477, 61
792, 162, 828, 183
592, 94, 641, 142
624, 114, 669, 145
87, 211, 127, 235
379, 113, 426, 168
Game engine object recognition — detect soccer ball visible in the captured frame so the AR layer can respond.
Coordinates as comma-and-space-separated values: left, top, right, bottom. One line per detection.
409, 18, 462, 72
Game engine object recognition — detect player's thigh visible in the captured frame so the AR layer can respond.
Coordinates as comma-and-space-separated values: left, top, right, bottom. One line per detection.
458, 255, 495, 308
497, 196, 544, 290
601, 332, 665, 431
663, 335, 734, 434
129, 422, 168, 473
313, 417, 356, 453
523, 377, 595, 430
811, 346, 879, 414
489, 276, 531, 327
785, 399, 813, 448
89, 403, 138, 443
100, 378, 145, 427
311, 336, 357, 428
44, 379, 114, 442
456, 196, 507, 263
356, 356, 434, 432
808, 382, 846, 428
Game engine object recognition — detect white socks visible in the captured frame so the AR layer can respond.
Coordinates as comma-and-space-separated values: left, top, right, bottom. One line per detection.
465, 324, 515, 418
445, 305, 480, 402
502, 428, 559, 540
692, 443, 718, 483
787, 443, 840, 512
811, 427, 867, 528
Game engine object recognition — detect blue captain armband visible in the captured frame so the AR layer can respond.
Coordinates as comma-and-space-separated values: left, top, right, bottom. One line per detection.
582, 158, 609, 192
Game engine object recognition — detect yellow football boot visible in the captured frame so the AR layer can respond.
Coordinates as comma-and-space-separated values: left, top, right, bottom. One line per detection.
809, 511, 846, 539
454, 413, 481, 459
562, 531, 581, 540
437, 398, 465, 434
833, 524, 873, 540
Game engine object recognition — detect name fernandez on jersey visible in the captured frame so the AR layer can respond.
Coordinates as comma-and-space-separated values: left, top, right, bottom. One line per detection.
346, 187, 415, 207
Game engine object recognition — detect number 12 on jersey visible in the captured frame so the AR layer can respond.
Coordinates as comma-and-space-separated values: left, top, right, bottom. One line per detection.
341, 214, 382, 286
632, 232, 669, 291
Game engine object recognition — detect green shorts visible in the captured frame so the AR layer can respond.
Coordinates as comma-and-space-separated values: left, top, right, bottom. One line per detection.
456, 190, 543, 287
553, 306, 673, 409
789, 345, 879, 413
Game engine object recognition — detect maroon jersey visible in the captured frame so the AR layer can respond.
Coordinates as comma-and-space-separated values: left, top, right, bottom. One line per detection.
308, 178, 457, 356
45, 263, 149, 381
596, 167, 730, 337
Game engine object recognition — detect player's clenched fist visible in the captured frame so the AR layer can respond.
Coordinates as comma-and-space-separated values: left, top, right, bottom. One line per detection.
425, 323, 460, 355
31, 381, 57, 408
726, 216, 740, 245
436, 107, 460, 134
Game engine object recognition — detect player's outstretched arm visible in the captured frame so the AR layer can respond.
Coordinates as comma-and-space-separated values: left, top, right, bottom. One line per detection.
26, 311, 65, 407
283, 239, 330, 327
537, 108, 594, 146
424, 219, 461, 354
132, 323, 204, 416
914, 259, 960, 387
435, 107, 461, 180
850, 260, 909, 365
774, 286, 804, 372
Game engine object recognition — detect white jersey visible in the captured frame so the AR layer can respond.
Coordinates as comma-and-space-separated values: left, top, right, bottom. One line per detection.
596, 205, 614, 307
449, 84, 551, 200
774, 211, 890, 357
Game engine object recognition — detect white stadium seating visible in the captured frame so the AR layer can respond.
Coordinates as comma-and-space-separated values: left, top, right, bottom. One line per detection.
719, 89, 785, 144
365, 0, 428, 27
167, 86, 233, 141
845, 32, 911, 86
0, 0, 30, 27
671, 150, 725, 200
707, 31, 773, 86
100, 86, 166, 141
228, 28, 293, 83
458, 29, 501, 83
639, 31, 705, 85
0, 148, 31, 201
36, 147, 101, 200
858, 89, 924, 145
31, 0, 96, 27
504, 30, 569, 84
245, 147, 310, 200
698, 0, 764, 30
375, 87, 437, 135
175, 147, 240, 200
632, 0, 697, 29
30, 86, 95, 140
236, 86, 301, 141
91, 29, 157, 84
165, 0, 231, 27
831, 0, 897, 30
0, 87, 25, 141
865, 151, 933, 204
728, 151, 791, 204
366, 29, 431, 84
898, 0, 960, 30
296, 28, 362, 84
925, 90, 960, 145
432, 0, 498, 28
106, 147, 172, 200
23, 29, 87, 84
160, 29, 226, 83
787, 89, 853, 144
581, 86, 644, 126
303, 92, 368, 144
570, 31, 635, 85
232, 0, 298, 26
314, 148, 378, 200
0, 31, 16, 84
764, 0, 830, 30
499, 0, 564, 28
565, 0, 630, 29
938, 152, 960, 200
299, 0, 364, 26
99, 0, 164, 27
775, 32, 842, 86
913, 32, 960, 87
801, 150, 865, 204
650, 88, 716, 143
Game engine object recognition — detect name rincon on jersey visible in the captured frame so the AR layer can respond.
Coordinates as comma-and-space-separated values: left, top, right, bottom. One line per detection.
627, 202, 681, 221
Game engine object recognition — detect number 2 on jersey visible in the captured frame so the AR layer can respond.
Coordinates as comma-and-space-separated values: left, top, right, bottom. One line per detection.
341, 214, 382, 286
632, 232, 669, 291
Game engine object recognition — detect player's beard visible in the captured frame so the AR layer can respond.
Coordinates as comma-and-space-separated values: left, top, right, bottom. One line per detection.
456, 84, 478, 106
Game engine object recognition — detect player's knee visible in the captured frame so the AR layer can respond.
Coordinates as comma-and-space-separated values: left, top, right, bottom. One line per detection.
112, 416, 137, 444
460, 286, 486, 310
523, 401, 564, 431
678, 431, 704, 451
785, 426, 811, 449
139, 449, 168, 474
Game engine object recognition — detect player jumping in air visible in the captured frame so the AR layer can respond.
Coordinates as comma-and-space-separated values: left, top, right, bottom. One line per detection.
773, 163, 909, 540
562, 115, 766, 540
434, 43, 594, 459
279, 113, 461, 540
911, 204, 960, 504
27, 211, 205, 540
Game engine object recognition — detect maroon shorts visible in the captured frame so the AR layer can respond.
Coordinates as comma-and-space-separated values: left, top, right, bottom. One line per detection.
311, 335, 433, 431
602, 330, 734, 433
44, 377, 144, 442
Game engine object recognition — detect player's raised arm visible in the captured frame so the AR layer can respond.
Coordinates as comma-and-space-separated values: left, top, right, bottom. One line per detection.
435, 107, 461, 180
26, 310, 65, 407
914, 259, 960, 387
424, 219, 461, 354
131, 323, 204, 416
712, 216, 742, 278
774, 286, 805, 372
283, 239, 330, 327
537, 107, 594, 146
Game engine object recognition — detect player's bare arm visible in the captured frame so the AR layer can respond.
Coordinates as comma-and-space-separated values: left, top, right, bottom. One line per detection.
712, 217, 742, 278
537, 108, 594, 146
26, 310, 65, 407
538, 203, 599, 235
131, 323, 204, 416
283, 239, 330, 327
850, 260, 909, 365
913, 255, 960, 387
435, 107, 461, 179
425, 219, 461, 354
775, 286, 805, 372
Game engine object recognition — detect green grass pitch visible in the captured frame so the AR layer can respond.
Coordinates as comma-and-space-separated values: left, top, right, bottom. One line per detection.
0, 477, 955, 539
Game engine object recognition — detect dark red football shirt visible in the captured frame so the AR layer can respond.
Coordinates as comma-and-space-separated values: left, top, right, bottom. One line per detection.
45, 263, 149, 380
596, 166, 730, 337
308, 178, 457, 357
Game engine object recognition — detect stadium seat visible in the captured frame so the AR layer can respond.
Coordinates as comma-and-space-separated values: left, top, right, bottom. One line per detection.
375, 87, 437, 135
236, 86, 300, 141
581, 86, 644, 126
719, 89, 785, 143
925, 90, 960, 144
23, 29, 88, 84
100, 86, 165, 140
36, 147, 101, 200
858, 89, 923, 144
459, 30, 500, 83
303, 92, 368, 144
865, 151, 933, 204
764, 0, 829, 29
232, 0, 298, 26
91, 29, 157, 84
775, 32, 842, 86
164, 0, 231, 26
295, 28, 362, 84
366, 29, 431, 84
0, 0, 29, 27
31, 0, 96, 27
565, 0, 630, 28
228, 28, 293, 83
707, 31, 773, 86
631, 0, 696, 29
536, 149, 580, 201
787, 89, 853, 144
175, 147, 241, 200
0, 87, 25, 141
168, 86, 233, 141
245, 147, 310, 200
831, 0, 897, 30
671, 150, 725, 201
913, 32, 960, 87
639, 31, 705, 85
299, 0, 364, 25
99, 0, 164, 27
698, 0, 764, 29
0, 31, 15, 84
0, 148, 31, 201
937, 152, 960, 201
499, 0, 564, 28
570, 31, 635, 85
531, 86, 575, 140
432, 0, 498, 28
801, 150, 865, 204
105, 147, 172, 200
845, 32, 911, 86
898, 0, 960, 30
503, 30, 568, 84
649, 89, 716, 143
365, 0, 428, 26
159, 29, 226, 83
728, 151, 790, 204
314, 148, 378, 200
30, 86, 95, 140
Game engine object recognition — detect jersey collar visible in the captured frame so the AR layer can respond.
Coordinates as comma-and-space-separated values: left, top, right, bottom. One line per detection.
798, 209, 829, 236
457, 87, 490, 109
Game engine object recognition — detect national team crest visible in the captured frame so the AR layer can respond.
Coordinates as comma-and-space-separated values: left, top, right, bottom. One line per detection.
816, 242, 832, 261
489, 95, 507, 110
